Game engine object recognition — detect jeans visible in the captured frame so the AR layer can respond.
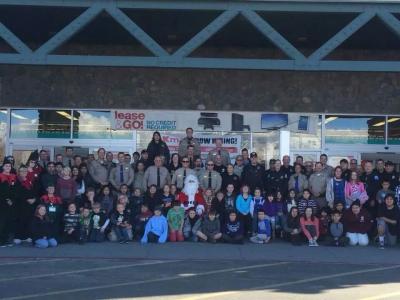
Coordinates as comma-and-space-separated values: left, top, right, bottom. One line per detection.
89, 229, 105, 242
113, 226, 130, 241
35, 238, 58, 248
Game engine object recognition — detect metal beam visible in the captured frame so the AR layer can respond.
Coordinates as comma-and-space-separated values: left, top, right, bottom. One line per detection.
0, 0, 398, 13
0, 22, 31, 54
307, 11, 376, 62
172, 10, 239, 58
34, 4, 104, 56
241, 10, 305, 61
2, 53, 400, 72
377, 11, 400, 37
105, 6, 169, 57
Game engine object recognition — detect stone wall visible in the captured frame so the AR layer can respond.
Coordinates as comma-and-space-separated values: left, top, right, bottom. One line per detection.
0, 61, 400, 114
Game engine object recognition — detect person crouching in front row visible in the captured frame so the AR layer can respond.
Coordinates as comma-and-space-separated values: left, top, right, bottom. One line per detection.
250, 209, 271, 244
141, 206, 168, 244
222, 211, 244, 244
197, 210, 222, 243
31, 204, 58, 248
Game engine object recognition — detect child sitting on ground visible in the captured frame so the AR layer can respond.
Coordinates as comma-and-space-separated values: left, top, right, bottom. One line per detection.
89, 202, 109, 242
62, 202, 80, 243
133, 203, 153, 241
300, 206, 320, 247
183, 207, 202, 242
141, 206, 168, 244
222, 210, 244, 244
197, 210, 222, 243
31, 204, 58, 248
250, 209, 271, 244
167, 200, 185, 242
110, 203, 132, 244
79, 207, 92, 243
326, 210, 349, 247
249, 187, 265, 234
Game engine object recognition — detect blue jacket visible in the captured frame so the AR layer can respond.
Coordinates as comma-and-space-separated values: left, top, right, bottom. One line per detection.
236, 194, 253, 215
255, 218, 271, 236
141, 215, 168, 243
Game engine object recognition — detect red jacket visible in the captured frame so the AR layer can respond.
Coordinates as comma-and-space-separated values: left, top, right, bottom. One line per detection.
176, 192, 205, 210
343, 208, 372, 234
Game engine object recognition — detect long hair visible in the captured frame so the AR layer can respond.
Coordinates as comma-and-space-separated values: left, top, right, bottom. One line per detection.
34, 204, 48, 220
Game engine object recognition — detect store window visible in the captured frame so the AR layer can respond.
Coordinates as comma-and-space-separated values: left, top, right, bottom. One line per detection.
0, 110, 7, 161
290, 115, 322, 149
387, 116, 400, 145
252, 131, 280, 166
72, 110, 132, 139
10, 109, 71, 139
325, 115, 385, 145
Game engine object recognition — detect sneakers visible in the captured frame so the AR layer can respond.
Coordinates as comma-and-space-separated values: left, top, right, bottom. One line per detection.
379, 241, 385, 250
13, 239, 21, 245
0, 242, 14, 248
23, 238, 32, 243
309, 240, 319, 247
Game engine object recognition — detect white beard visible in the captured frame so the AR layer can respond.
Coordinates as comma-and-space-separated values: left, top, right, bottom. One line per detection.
183, 180, 198, 208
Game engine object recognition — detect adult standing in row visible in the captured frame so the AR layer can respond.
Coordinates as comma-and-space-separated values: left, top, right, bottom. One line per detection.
147, 132, 170, 166
178, 128, 201, 158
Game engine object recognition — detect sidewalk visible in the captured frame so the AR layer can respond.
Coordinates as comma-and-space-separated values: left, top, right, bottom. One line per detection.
1, 241, 400, 265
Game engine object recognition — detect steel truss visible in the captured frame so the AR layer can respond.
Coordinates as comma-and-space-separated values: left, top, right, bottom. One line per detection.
1, 0, 400, 71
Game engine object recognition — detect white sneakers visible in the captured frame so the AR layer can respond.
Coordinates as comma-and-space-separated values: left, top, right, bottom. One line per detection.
308, 240, 319, 247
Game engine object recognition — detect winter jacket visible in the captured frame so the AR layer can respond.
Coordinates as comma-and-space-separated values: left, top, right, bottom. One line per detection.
201, 216, 220, 235
141, 215, 168, 243
236, 194, 252, 215
31, 216, 55, 241
343, 208, 372, 234
183, 216, 202, 237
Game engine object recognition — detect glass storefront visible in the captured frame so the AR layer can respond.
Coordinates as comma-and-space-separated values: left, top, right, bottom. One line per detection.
0, 110, 6, 161
3, 108, 400, 165
72, 110, 132, 139
387, 116, 400, 145
10, 109, 71, 139
325, 115, 386, 145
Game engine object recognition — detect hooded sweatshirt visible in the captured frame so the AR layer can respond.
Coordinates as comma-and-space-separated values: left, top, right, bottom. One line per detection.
141, 215, 168, 243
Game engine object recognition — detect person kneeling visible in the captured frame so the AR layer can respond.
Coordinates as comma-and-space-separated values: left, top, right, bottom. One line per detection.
183, 207, 202, 242
250, 210, 271, 244
222, 211, 244, 244
343, 200, 372, 246
167, 200, 185, 242
110, 203, 132, 244
141, 206, 168, 244
197, 210, 222, 243
31, 205, 58, 248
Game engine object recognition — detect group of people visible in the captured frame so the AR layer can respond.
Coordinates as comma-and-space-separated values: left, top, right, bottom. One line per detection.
0, 128, 399, 249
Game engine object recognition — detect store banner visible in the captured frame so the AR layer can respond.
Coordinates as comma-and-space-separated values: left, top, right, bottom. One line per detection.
111, 110, 318, 134
161, 134, 242, 158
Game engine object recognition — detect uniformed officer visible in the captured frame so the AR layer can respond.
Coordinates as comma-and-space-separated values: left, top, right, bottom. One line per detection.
199, 160, 222, 193
207, 138, 230, 166
242, 152, 265, 193
144, 156, 170, 190
109, 152, 134, 191
172, 157, 196, 190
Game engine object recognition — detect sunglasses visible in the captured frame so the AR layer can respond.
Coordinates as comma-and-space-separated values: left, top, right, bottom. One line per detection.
182, 161, 189, 163
207, 164, 214, 166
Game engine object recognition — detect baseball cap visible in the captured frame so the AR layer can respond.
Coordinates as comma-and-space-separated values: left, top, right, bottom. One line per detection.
250, 152, 258, 158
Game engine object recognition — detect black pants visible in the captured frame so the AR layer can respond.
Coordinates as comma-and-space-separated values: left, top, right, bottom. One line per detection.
239, 213, 252, 236
0, 213, 11, 245
147, 232, 160, 243
61, 229, 80, 243
222, 234, 244, 244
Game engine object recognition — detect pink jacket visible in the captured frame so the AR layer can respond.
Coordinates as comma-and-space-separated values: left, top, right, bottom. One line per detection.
345, 181, 368, 205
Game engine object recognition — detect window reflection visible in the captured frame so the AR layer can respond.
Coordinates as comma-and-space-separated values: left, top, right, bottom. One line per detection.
10, 109, 71, 138
325, 115, 385, 144
0, 110, 7, 161
387, 116, 400, 145
73, 110, 132, 139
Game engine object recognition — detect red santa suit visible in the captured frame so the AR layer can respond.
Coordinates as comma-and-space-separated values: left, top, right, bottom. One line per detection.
176, 191, 205, 215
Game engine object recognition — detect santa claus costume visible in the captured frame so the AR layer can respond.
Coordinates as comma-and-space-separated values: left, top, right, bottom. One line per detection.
176, 175, 205, 215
